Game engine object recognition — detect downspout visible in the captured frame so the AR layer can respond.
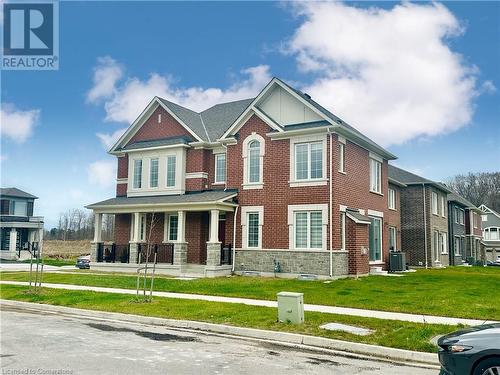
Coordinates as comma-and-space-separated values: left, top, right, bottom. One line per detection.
231, 204, 239, 272
422, 184, 428, 269
329, 129, 335, 278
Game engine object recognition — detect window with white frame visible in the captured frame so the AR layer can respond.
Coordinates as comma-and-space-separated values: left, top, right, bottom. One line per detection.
457, 208, 465, 225
431, 192, 438, 215
473, 212, 478, 228
133, 159, 142, 189
484, 227, 499, 240
214, 153, 226, 184
340, 212, 346, 250
369, 158, 382, 193
242, 134, 265, 188
167, 215, 178, 241
166, 155, 176, 187
294, 211, 323, 249
389, 226, 397, 251
241, 206, 263, 248
248, 141, 261, 183
440, 195, 446, 217
338, 142, 345, 173
295, 141, 323, 181
439, 232, 447, 254
433, 230, 440, 261
150, 158, 159, 188
388, 188, 396, 210
369, 216, 382, 262
454, 236, 461, 256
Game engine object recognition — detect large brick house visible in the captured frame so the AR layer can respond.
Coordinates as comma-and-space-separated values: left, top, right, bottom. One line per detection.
388, 166, 452, 268
87, 78, 400, 278
447, 193, 482, 265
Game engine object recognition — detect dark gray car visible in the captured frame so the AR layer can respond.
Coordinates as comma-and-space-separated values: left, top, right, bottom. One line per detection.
438, 323, 500, 375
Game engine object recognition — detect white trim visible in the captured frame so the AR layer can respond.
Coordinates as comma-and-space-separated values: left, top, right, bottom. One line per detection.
369, 151, 383, 163
367, 209, 384, 218
368, 215, 383, 263
185, 172, 208, 179
340, 211, 346, 251
241, 206, 264, 249
287, 204, 328, 251
346, 212, 371, 225
242, 133, 265, 190
388, 188, 396, 210
116, 178, 127, 184
339, 205, 347, 212
338, 135, 346, 144
369, 158, 382, 194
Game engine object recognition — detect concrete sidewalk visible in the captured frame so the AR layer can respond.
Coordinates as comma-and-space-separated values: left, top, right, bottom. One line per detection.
0, 280, 494, 326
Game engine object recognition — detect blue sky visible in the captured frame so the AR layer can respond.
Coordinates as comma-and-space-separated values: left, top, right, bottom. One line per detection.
1, 1, 499, 228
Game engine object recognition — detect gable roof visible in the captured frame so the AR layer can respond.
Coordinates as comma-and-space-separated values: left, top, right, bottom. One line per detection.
447, 192, 479, 210
0, 187, 38, 199
479, 204, 500, 219
388, 165, 451, 193
110, 77, 397, 160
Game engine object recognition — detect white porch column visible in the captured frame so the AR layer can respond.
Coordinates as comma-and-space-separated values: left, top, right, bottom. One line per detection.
9, 229, 17, 253
93, 213, 103, 242
132, 212, 141, 242
177, 210, 186, 243
209, 209, 220, 243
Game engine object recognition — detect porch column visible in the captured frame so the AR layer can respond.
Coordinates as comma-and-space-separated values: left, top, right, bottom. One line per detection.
173, 210, 187, 266
9, 229, 17, 254
93, 213, 103, 242
206, 209, 221, 266
129, 212, 141, 264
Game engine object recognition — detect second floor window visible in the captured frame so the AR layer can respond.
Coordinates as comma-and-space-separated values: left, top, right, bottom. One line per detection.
388, 188, 396, 210
431, 192, 438, 215
338, 142, 345, 173
248, 140, 261, 183
440, 195, 446, 217
484, 227, 499, 240
295, 141, 323, 181
215, 153, 226, 184
133, 159, 142, 189
150, 158, 159, 188
166, 155, 176, 187
369, 158, 382, 193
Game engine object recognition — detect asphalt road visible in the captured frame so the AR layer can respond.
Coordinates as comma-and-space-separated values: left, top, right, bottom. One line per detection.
0, 307, 438, 375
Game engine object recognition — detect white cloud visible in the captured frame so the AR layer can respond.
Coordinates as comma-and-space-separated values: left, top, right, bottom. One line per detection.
87, 160, 116, 188
96, 127, 127, 150
287, 2, 478, 146
86, 56, 124, 103
480, 80, 496, 94
87, 59, 271, 124
0, 103, 40, 143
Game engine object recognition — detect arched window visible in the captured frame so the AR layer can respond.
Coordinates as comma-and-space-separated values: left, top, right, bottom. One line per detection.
248, 140, 260, 183
242, 133, 265, 189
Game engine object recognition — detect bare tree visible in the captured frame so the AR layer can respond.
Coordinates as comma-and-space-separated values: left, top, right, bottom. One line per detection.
446, 172, 500, 212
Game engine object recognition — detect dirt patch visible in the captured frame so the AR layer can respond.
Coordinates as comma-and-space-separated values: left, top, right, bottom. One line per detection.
43, 240, 91, 259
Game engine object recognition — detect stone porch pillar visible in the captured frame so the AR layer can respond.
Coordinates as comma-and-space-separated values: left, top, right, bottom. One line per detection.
206, 209, 222, 266
173, 210, 187, 265
129, 212, 142, 263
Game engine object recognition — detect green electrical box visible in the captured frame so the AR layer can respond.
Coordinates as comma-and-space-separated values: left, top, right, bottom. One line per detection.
277, 291, 304, 324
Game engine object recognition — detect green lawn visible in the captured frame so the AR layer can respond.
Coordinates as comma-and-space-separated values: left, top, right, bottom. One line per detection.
20, 258, 76, 267
0, 284, 459, 353
2, 266, 498, 319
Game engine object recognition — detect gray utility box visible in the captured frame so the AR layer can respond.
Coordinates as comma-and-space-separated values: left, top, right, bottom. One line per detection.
389, 251, 406, 272
277, 292, 304, 324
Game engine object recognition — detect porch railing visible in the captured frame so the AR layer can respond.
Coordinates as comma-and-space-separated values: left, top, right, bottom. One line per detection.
220, 244, 232, 266
100, 243, 130, 263
138, 243, 174, 265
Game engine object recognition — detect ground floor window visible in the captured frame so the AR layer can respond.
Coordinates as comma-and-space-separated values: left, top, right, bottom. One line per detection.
439, 232, 447, 254
454, 236, 462, 256
389, 226, 397, 251
369, 216, 382, 262
294, 211, 322, 249
168, 215, 178, 241
241, 206, 263, 249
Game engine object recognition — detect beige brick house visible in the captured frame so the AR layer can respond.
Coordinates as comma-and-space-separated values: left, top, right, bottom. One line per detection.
87, 78, 400, 278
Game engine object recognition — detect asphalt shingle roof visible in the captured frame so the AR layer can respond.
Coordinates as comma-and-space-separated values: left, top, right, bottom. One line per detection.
388, 165, 452, 193
0, 187, 38, 199
447, 192, 479, 209
86, 190, 237, 209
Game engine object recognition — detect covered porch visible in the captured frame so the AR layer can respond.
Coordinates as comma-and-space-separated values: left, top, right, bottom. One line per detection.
86, 190, 237, 277
0, 217, 44, 260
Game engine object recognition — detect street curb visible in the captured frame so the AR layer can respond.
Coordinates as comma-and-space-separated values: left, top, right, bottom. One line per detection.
0, 299, 440, 368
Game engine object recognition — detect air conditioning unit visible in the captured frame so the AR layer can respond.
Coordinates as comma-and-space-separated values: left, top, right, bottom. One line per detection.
389, 251, 406, 272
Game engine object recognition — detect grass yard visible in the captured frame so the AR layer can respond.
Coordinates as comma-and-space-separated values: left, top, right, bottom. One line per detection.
0, 284, 459, 353
1, 266, 498, 320
20, 258, 76, 267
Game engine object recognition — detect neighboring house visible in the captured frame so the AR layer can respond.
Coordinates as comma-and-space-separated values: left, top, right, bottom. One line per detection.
388, 166, 451, 268
0, 188, 44, 260
479, 204, 500, 262
86, 77, 400, 278
447, 193, 482, 265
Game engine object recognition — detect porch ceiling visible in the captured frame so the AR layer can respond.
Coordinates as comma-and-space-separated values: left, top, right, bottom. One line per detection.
85, 190, 238, 214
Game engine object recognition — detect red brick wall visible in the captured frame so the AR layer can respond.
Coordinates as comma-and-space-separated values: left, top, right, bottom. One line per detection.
117, 155, 128, 178
225, 114, 331, 250
386, 183, 402, 250
346, 218, 370, 275
115, 214, 131, 245
116, 183, 127, 197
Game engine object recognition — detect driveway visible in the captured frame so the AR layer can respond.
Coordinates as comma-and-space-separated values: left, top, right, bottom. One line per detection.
0, 307, 436, 375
